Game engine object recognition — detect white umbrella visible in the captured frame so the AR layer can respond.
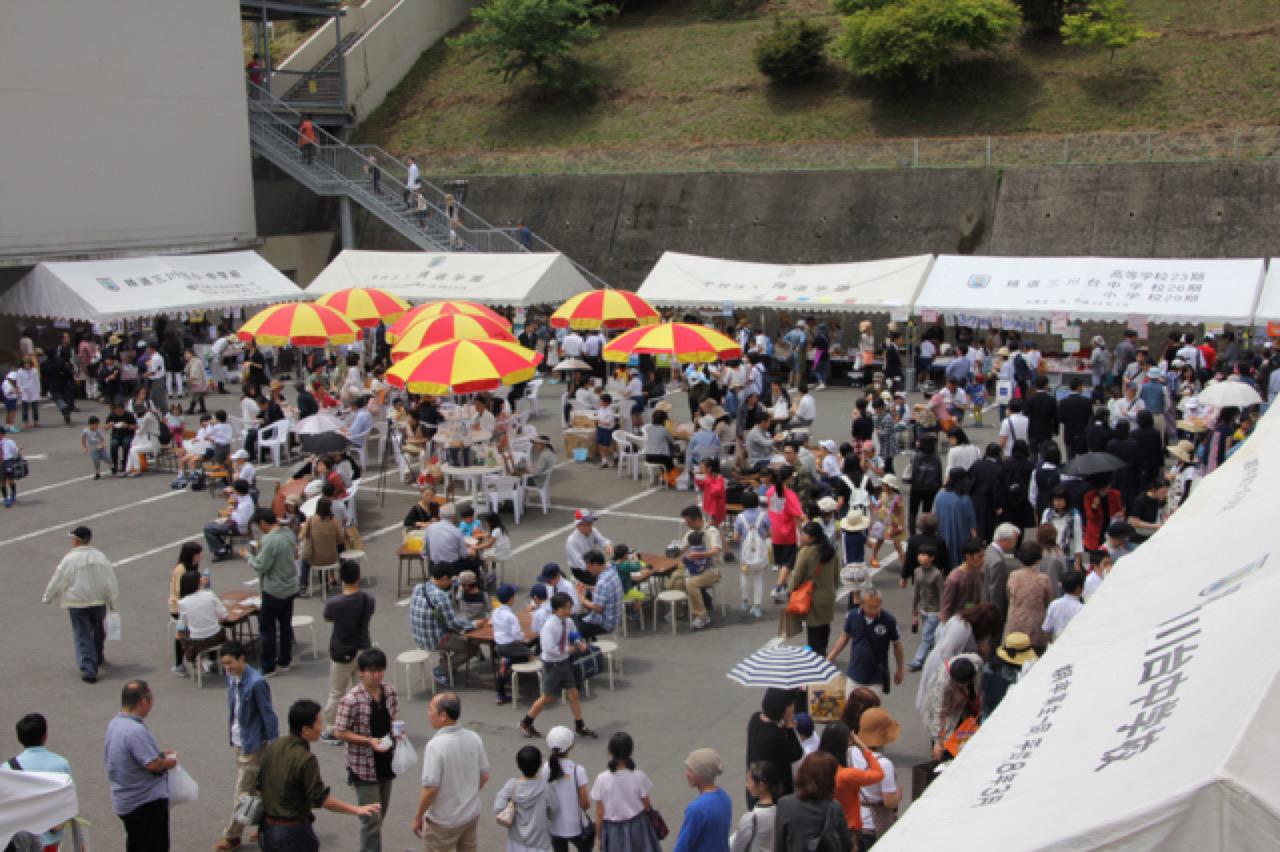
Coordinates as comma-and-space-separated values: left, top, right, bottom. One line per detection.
553, 358, 592, 373
727, 645, 839, 689
293, 413, 347, 435
1198, 379, 1262, 409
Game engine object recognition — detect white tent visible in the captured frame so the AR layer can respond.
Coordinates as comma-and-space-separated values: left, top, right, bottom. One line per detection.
0, 769, 78, 846
877, 404, 1280, 852
0, 251, 303, 322
307, 250, 591, 307
915, 255, 1266, 324
637, 252, 934, 313
1250, 259, 1280, 324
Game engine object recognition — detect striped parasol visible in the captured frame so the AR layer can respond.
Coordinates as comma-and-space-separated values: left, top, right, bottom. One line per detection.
315, 287, 411, 328
386, 338, 542, 395
236, 302, 362, 346
390, 313, 516, 362
727, 645, 839, 689
386, 301, 510, 343
550, 289, 661, 330
603, 321, 742, 364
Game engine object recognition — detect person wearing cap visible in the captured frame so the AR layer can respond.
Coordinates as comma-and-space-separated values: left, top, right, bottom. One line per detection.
815, 495, 840, 542
527, 434, 557, 488
1166, 439, 1201, 512
528, 583, 552, 633
673, 748, 732, 852
42, 526, 119, 683
538, 725, 593, 850
492, 585, 533, 706
845, 708, 900, 845
981, 632, 1038, 720
540, 564, 583, 617
456, 569, 489, 621
565, 511, 612, 586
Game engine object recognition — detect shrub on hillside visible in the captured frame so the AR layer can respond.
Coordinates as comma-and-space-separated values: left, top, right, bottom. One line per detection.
1062, 0, 1156, 64
449, 0, 613, 90
755, 17, 832, 83
835, 0, 1021, 82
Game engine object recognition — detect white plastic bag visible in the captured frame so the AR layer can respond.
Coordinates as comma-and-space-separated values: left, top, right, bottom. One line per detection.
168, 764, 199, 806
391, 736, 418, 777
105, 612, 122, 641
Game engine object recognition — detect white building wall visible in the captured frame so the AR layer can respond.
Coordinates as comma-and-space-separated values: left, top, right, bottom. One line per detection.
0, 0, 257, 263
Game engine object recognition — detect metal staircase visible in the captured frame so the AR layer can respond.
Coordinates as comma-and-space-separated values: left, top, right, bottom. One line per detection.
247, 85, 610, 285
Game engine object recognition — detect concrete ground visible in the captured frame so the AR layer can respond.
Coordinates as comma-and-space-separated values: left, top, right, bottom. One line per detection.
0, 379, 1002, 850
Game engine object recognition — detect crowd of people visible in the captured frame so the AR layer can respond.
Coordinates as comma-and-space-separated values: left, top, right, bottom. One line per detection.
9, 309, 1273, 852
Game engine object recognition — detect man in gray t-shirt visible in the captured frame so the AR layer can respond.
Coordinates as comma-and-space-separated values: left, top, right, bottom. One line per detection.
104, 680, 177, 849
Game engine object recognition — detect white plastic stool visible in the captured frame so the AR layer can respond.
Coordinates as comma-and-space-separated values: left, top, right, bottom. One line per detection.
510, 660, 544, 706
594, 639, 621, 690
644, 463, 667, 489
308, 563, 338, 598
656, 590, 691, 634
396, 649, 432, 700
291, 615, 318, 659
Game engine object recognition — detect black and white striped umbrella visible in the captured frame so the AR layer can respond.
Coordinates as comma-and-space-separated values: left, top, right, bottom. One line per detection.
727, 645, 838, 689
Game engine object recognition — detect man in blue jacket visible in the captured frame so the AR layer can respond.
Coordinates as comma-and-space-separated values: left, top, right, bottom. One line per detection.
215, 640, 280, 850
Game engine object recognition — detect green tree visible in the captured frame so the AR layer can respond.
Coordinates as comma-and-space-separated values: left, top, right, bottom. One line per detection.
835, 0, 1021, 82
1062, 0, 1156, 64
449, 0, 612, 89
755, 17, 832, 82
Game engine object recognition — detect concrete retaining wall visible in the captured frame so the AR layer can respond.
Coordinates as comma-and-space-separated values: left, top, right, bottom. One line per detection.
254, 160, 1280, 289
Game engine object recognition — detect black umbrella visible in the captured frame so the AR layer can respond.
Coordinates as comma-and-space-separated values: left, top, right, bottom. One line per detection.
1061, 452, 1128, 477
300, 432, 350, 455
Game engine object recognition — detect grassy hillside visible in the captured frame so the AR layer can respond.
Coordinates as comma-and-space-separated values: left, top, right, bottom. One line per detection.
356, 0, 1280, 173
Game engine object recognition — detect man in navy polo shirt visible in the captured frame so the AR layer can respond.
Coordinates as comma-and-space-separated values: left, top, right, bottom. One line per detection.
826, 589, 904, 697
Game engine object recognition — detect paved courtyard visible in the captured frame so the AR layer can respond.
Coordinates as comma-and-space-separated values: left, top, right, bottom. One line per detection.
0, 381, 1000, 850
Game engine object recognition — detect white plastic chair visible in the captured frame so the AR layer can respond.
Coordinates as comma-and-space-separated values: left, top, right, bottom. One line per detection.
525, 379, 544, 416
522, 469, 553, 514
614, 430, 641, 479
256, 420, 289, 467
483, 474, 525, 524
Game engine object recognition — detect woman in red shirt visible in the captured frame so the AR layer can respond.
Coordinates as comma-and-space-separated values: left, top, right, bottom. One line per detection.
767, 467, 805, 595
1082, 475, 1124, 552
696, 457, 726, 526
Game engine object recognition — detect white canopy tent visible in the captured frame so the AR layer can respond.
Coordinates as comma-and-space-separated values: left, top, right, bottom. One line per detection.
637, 252, 934, 313
1250, 259, 1280, 324
915, 255, 1266, 324
307, 250, 591, 307
0, 251, 303, 323
0, 769, 78, 846
877, 404, 1280, 852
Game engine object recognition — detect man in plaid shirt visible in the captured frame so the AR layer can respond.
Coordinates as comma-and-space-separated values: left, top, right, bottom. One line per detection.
334, 649, 401, 852
410, 567, 482, 686
575, 549, 622, 640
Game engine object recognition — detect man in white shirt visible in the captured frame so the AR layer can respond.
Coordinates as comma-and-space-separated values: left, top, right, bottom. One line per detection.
564, 510, 612, 584
998, 398, 1030, 455
413, 693, 490, 850
560, 331, 584, 360
42, 525, 119, 683
1042, 569, 1085, 642
205, 479, 255, 561
403, 156, 420, 208
519, 593, 598, 740
145, 343, 168, 410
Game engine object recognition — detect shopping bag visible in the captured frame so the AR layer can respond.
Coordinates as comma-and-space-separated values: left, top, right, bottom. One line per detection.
105, 612, 122, 641
168, 765, 199, 806
391, 736, 418, 777
807, 674, 847, 723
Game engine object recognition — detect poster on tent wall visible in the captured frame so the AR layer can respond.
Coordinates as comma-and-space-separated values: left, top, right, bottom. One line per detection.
875, 406, 1280, 852
0, 251, 302, 323
636, 252, 934, 312
917, 255, 1265, 324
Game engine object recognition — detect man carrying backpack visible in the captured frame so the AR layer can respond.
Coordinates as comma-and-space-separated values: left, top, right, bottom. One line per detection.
733, 493, 771, 620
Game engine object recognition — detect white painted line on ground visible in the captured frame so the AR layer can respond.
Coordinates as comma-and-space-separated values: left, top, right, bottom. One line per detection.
24, 454, 49, 461
0, 490, 185, 548
20, 473, 96, 496
511, 487, 660, 558
112, 537, 200, 568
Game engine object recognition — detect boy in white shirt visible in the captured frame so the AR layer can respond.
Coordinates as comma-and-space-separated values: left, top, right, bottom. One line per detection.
1043, 569, 1086, 642
595, 393, 617, 469
492, 584, 533, 706
520, 593, 597, 740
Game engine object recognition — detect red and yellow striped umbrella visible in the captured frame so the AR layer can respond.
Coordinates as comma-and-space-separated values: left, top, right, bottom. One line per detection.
237, 302, 362, 346
390, 313, 516, 362
386, 301, 510, 343
550, 289, 660, 330
315, 287, 410, 328
386, 338, 542, 395
603, 322, 741, 364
